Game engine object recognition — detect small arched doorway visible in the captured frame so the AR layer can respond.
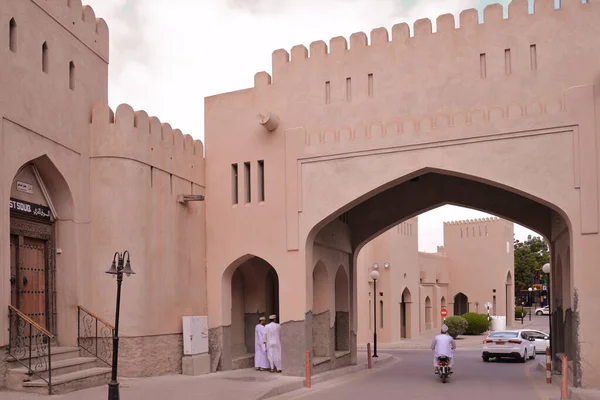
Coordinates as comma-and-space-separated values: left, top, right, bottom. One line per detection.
454, 293, 469, 316
400, 288, 412, 339
505, 271, 513, 323
312, 261, 330, 359
229, 256, 279, 370
425, 296, 432, 331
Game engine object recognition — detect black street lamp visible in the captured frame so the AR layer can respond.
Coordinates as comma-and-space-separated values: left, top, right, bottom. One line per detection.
528, 287, 533, 321
542, 263, 552, 355
105, 251, 135, 400
370, 266, 381, 358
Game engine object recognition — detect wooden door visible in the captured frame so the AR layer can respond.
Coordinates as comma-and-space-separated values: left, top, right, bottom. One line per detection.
12, 236, 48, 329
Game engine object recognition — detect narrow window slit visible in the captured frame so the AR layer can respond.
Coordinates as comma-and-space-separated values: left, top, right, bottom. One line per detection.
368, 74, 374, 97
244, 162, 251, 204
530, 44, 537, 71
69, 61, 75, 90
231, 164, 239, 205
505, 49, 512, 75
9, 18, 17, 52
258, 160, 265, 202
346, 77, 352, 102
480, 53, 487, 79
42, 42, 49, 73
325, 81, 331, 104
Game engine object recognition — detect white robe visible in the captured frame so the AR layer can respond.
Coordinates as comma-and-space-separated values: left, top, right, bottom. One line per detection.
431, 334, 456, 367
264, 322, 282, 370
254, 324, 269, 369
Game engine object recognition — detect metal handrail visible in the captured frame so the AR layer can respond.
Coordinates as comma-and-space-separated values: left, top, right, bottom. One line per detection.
7, 305, 54, 395
8, 305, 54, 338
77, 305, 114, 367
77, 305, 114, 329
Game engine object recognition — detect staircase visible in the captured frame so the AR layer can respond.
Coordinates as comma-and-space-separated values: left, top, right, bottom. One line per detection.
6, 346, 111, 395
5, 305, 113, 395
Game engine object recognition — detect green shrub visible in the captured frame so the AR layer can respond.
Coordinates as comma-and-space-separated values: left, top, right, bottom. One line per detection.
445, 316, 468, 339
515, 306, 528, 319
461, 312, 491, 335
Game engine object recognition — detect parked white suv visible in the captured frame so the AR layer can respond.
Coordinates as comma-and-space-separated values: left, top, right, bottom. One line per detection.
482, 330, 536, 362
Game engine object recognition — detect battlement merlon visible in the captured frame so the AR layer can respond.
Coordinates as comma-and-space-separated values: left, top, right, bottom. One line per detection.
444, 217, 504, 226
31, 0, 109, 62
90, 104, 205, 186
253, 0, 593, 86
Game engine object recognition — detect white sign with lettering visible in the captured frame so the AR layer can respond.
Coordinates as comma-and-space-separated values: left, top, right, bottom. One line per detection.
16, 181, 33, 194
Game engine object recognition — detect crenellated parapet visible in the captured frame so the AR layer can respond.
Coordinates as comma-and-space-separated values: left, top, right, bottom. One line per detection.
444, 217, 501, 226
31, 0, 109, 60
255, 0, 595, 86
91, 104, 205, 185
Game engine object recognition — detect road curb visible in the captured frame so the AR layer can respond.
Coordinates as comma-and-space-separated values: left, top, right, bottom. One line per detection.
257, 354, 395, 399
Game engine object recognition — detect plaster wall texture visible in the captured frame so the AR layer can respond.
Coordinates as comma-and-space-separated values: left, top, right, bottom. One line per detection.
2, 0, 600, 391
205, 1, 600, 386
0, 0, 206, 379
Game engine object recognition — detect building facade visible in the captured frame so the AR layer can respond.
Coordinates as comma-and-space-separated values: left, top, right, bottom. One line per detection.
357, 217, 514, 345
2, 0, 600, 394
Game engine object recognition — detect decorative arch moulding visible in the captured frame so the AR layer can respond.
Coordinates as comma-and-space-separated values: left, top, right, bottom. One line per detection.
253, 0, 595, 85
91, 103, 205, 184
303, 92, 568, 147
30, 0, 109, 60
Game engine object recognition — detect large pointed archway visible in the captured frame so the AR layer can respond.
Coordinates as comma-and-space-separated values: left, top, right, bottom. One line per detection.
306, 167, 574, 378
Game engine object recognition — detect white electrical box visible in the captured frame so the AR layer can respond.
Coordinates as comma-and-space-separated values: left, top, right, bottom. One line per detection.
182, 316, 208, 355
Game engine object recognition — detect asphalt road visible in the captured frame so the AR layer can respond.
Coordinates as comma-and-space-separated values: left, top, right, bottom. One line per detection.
276, 349, 556, 400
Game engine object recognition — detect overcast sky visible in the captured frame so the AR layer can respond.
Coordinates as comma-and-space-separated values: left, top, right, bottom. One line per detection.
84, 0, 542, 251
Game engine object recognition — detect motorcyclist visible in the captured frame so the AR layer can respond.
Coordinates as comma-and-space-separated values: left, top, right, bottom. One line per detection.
431, 324, 456, 375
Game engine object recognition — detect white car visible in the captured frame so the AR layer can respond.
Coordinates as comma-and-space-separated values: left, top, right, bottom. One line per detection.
482, 330, 536, 362
535, 305, 550, 316
521, 329, 550, 353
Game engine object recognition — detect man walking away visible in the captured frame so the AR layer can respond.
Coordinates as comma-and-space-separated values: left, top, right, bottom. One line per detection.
431, 324, 456, 375
254, 316, 269, 371
264, 314, 282, 373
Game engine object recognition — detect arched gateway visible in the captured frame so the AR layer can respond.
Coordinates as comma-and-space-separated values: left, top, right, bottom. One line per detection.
205, 0, 600, 389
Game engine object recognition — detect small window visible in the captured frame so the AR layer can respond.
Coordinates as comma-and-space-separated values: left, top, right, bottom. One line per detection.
69, 61, 75, 90
231, 164, 239, 204
9, 18, 17, 52
379, 300, 384, 329
325, 81, 331, 104
42, 42, 49, 73
368, 73, 373, 97
258, 160, 265, 202
244, 162, 251, 203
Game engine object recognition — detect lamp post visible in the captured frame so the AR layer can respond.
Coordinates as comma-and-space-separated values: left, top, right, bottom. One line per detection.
542, 262, 551, 355
370, 266, 381, 358
105, 251, 135, 400
528, 287, 533, 321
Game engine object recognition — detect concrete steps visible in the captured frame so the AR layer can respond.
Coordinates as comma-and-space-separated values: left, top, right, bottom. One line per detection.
6, 346, 111, 395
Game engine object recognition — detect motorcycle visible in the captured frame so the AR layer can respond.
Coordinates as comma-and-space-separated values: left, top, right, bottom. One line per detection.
436, 356, 452, 383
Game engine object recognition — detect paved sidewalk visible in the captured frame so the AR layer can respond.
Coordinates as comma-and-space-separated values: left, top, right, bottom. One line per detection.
0, 352, 394, 400
358, 318, 549, 350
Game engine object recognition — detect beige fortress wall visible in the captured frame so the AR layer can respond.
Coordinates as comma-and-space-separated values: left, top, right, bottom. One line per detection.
445, 218, 514, 320
0, 0, 109, 355
357, 218, 419, 345
0, 0, 208, 381
358, 217, 512, 345
89, 104, 206, 377
417, 250, 449, 332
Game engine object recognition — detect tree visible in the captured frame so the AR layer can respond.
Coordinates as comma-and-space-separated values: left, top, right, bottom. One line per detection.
514, 235, 550, 290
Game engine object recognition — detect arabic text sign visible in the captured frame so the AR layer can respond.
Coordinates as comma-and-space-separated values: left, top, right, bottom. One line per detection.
9, 198, 51, 220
